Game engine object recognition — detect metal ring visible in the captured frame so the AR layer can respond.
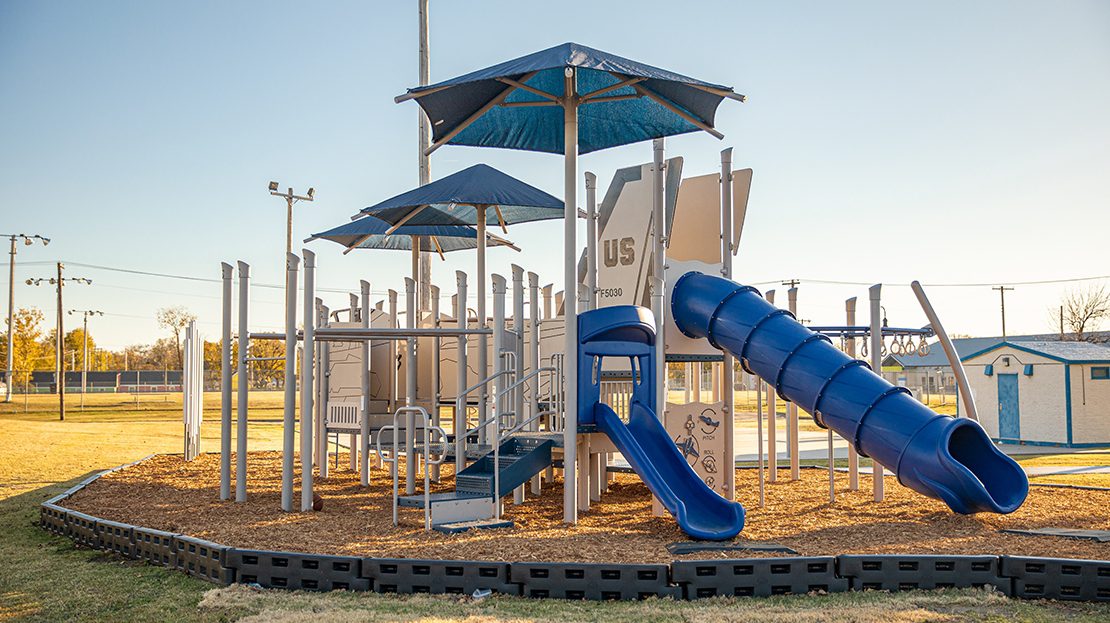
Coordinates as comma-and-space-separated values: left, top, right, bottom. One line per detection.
904, 337, 918, 356
918, 340, 930, 356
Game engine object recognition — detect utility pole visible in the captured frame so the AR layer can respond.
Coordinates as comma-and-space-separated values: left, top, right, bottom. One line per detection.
992, 286, 1014, 339
69, 309, 103, 409
27, 263, 91, 420
416, 0, 433, 312
4, 233, 49, 402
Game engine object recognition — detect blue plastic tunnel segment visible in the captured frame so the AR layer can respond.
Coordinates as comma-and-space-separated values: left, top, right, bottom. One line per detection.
577, 304, 746, 539
671, 271, 1029, 515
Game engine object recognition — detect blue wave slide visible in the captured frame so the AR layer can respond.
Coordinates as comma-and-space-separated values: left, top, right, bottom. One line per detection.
578, 306, 746, 540
671, 271, 1028, 515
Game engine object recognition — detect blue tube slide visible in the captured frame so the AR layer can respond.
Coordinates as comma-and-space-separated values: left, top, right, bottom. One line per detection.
577, 305, 745, 540
671, 271, 1028, 515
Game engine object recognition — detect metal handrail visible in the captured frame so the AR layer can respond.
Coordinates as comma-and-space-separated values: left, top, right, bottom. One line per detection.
379, 406, 443, 531
495, 366, 556, 401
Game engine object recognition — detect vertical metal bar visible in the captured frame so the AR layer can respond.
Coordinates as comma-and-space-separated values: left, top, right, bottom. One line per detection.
787, 287, 800, 481
491, 273, 507, 520
528, 271, 542, 495
585, 172, 597, 311
56, 262, 64, 421
360, 280, 372, 482
477, 209, 488, 447
511, 266, 526, 504
404, 277, 417, 495
766, 289, 777, 483
870, 284, 885, 502
430, 284, 441, 483
454, 271, 468, 472
5, 236, 14, 403
281, 253, 299, 512
720, 148, 736, 501
236, 261, 250, 502
651, 139, 666, 420
756, 377, 764, 506
315, 298, 325, 473
845, 297, 859, 491
388, 289, 398, 412
220, 262, 233, 500
562, 68, 579, 525
300, 250, 315, 512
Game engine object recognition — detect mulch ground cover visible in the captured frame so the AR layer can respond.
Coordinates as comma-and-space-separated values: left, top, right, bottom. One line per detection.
63, 452, 1110, 563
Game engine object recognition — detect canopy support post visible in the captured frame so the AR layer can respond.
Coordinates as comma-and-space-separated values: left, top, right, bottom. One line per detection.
562, 67, 579, 525
300, 250, 316, 512
281, 253, 299, 512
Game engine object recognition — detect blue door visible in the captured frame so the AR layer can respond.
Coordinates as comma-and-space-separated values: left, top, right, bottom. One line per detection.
997, 373, 1020, 440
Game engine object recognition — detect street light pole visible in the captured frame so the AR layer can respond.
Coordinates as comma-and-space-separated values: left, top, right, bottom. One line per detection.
27, 264, 91, 420
68, 309, 103, 409
3, 233, 49, 402
992, 286, 1014, 339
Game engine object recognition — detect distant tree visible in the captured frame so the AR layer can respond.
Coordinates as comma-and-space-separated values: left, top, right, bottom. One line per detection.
5, 308, 49, 387
1058, 286, 1110, 341
156, 306, 197, 368
248, 340, 285, 389
63, 328, 96, 371
202, 339, 238, 374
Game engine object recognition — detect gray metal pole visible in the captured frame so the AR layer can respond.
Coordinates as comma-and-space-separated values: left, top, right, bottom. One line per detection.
220, 262, 232, 500
651, 138, 666, 421
542, 285, 553, 320
511, 264, 525, 504
388, 289, 398, 412
5, 237, 14, 403
562, 68, 579, 525
720, 148, 736, 501
766, 289, 776, 482
585, 172, 597, 311
300, 250, 315, 512
56, 262, 64, 421
430, 284, 441, 482
528, 270, 541, 495
845, 297, 859, 491
236, 261, 249, 501
491, 274, 506, 450
869, 284, 885, 502
360, 279, 372, 485
787, 287, 800, 481
454, 271, 467, 472
476, 208, 488, 447
281, 253, 299, 512
404, 277, 417, 495
315, 298, 326, 474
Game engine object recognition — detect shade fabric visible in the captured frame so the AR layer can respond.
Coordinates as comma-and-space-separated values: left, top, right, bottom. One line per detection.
357, 163, 563, 227
307, 214, 510, 253
400, 42, 743, 155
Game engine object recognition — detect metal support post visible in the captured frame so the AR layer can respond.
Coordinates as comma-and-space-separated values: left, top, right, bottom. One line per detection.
300, 250, 316, 511
220, 263, 232, 500
236, 261, 250, 502
869, 284, 885, 502
281, 253, 299, 512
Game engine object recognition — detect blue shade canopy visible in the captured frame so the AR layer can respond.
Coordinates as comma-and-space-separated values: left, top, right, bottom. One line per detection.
356, 163, 563, 227
397, 42, 744, 155
307, 214, 518, 257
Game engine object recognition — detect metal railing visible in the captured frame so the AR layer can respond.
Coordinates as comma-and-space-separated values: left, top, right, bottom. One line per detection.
376, 406, 447, 532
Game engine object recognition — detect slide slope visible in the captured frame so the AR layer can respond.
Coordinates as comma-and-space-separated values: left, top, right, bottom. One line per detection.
594, 401, 745, 540
671, 271, 1028, 515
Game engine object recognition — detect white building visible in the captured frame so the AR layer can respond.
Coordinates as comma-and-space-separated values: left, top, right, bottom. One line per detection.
961, 341, 1110, 448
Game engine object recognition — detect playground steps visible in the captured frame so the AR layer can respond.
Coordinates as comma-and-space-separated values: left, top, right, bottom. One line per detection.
455, 437, 554, 498
399, 437, 555, 526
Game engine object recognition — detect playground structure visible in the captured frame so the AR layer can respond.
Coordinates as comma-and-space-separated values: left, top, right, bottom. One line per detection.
212, 133, 1029, 539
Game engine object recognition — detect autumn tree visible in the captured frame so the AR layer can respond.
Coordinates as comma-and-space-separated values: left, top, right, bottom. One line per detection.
4, 308, 49, 388
1058, 286, 1110, 341
156, 306, 197, 368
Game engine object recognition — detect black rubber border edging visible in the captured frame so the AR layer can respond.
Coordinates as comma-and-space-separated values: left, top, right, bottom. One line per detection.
37, 454, 1110, 602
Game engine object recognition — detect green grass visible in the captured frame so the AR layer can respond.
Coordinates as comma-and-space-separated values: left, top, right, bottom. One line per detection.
3, 392, 1110, 621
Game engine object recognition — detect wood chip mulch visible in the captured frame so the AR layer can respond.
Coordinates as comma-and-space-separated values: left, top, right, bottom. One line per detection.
62, 452, 1110, 564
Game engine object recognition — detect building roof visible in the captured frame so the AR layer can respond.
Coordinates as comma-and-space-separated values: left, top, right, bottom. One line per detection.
961, 340, 1110, 364
884, 331, 1110, 369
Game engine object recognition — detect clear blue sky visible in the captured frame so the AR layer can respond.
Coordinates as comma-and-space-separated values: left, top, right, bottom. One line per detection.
2, 1, 1108, 350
